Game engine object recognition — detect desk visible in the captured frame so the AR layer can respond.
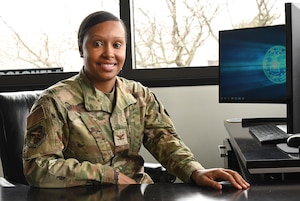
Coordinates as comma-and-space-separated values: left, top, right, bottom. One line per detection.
224, 121, 300, 182
2, 183, 300, 201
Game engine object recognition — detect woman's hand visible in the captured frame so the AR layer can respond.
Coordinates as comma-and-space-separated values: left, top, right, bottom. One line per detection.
191, 168, 250, 190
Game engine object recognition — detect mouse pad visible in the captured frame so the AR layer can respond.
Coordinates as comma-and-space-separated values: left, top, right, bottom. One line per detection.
277, 143, 298, 154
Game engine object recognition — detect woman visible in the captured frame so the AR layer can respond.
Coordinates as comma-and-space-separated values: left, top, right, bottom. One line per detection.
23, 11, 249, 190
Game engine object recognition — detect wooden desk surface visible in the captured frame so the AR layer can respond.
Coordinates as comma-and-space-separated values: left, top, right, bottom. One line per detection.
2, 182, 300, 201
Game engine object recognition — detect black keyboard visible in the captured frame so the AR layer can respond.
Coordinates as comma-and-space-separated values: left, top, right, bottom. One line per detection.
249, 124, 289, 144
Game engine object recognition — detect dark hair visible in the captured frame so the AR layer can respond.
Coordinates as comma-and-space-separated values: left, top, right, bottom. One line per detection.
77, 11, 127, 47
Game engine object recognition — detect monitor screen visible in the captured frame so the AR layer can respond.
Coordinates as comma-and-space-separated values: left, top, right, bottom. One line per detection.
219, 25, 286, 103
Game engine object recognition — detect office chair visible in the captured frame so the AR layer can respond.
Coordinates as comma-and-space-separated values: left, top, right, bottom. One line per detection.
0, 90, 42, 185
0, 90, 175, 185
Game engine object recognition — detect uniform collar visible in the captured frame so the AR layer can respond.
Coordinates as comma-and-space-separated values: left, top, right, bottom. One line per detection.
78, 68, 137, 111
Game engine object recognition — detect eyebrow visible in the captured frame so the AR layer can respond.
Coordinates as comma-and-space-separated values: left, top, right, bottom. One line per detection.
89, 35, 125, 40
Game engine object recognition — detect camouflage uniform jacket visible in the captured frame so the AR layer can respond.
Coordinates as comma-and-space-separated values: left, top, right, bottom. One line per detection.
23, 69, 204, 188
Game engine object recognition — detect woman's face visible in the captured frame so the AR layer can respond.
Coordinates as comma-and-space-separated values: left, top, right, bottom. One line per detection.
80, 20, 126, 90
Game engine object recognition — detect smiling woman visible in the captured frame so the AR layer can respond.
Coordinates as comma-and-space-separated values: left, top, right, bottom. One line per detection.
78, 11, 127, 92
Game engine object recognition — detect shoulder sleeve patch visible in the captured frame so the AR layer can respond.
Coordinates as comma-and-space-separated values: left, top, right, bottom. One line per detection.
26, 106, 48, 148
27, 106, 46, 128
27, 125, 47, 148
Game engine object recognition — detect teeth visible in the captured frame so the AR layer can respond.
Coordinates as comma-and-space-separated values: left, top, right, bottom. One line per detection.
101, 64, 114, 67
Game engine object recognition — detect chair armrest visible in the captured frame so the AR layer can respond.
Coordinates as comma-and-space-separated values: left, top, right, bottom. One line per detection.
144, 163, 176, 183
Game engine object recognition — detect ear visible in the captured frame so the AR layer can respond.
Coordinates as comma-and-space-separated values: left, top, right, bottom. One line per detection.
79, 45, 83, 58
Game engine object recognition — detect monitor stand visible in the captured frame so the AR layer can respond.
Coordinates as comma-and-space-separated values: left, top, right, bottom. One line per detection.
241, 117, 287, 127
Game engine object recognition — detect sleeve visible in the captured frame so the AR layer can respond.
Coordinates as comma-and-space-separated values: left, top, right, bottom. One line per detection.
22, 95, 116, 188
142, 92, 205, 183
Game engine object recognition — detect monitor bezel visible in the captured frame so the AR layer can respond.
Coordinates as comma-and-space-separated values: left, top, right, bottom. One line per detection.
286, 2, 300, 134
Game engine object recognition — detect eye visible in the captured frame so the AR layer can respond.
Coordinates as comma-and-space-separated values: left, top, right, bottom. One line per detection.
95, 41, 103, 47
113, 42, 122, 49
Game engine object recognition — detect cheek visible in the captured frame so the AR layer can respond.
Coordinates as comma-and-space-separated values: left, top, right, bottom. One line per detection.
116, 50, 126, 63
85, 50, 100, 61
82, 42, 98, 58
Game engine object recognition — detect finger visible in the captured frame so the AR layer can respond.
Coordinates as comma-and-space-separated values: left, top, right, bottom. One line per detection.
229, 171, 250, 188
201, 175, 223, 190
224, 169, 250, 187
192, 170, 223, 190
222, 169, 250, 189
210, 169, 241, 189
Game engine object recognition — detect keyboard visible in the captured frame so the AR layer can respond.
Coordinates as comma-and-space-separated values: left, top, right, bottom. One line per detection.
249, 124, 289, 144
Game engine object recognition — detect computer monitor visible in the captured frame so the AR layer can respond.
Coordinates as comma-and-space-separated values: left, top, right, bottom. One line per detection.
219, 25, 286, 104
285, 2, 300, 134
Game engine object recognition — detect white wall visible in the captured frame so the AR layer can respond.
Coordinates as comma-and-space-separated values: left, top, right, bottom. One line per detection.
140, 85, 286, 168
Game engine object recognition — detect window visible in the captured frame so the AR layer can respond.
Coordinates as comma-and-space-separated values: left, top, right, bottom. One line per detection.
121, 0, 290, 86
0, 0, 295, 90
0, 0, 119, 91
0, 0, 119, 72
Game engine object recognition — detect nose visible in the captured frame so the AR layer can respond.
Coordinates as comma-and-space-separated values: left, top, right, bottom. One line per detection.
102, 45, 114, 58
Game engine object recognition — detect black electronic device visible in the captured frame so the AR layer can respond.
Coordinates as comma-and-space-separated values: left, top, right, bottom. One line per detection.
285, 2, 300, 134
219, 25, 286, 103
249, 124, 289, 144
287, 133, 300, 148
219, 3, 300, 135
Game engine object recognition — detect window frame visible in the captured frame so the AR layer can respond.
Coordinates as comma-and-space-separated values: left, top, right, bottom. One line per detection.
119, 0, 218, 87
0, 0, 218, 93
0, 72, 77, 92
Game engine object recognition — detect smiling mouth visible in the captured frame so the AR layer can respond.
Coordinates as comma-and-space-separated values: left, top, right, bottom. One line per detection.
97, 63, 117, 71
98, 63, 116, 67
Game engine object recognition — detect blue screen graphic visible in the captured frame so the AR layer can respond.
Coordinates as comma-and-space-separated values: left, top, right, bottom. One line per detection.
219, 25, 286, 103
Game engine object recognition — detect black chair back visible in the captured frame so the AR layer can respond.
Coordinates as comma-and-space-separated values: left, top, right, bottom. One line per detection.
0, 91, 42, 184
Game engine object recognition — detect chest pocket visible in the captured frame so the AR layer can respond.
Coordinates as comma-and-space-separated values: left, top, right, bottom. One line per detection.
80, 113, 114, 164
